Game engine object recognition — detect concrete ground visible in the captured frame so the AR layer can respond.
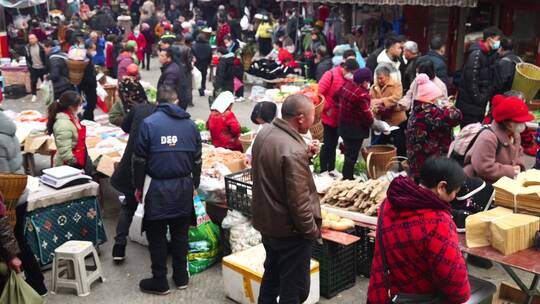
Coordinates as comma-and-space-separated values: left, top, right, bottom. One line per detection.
1, 57, 535, 303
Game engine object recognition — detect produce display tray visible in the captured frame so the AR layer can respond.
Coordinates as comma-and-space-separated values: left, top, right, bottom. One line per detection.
321, 205, 378, 225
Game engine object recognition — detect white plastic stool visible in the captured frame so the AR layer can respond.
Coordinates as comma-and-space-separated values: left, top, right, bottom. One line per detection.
51, 241, 105, 296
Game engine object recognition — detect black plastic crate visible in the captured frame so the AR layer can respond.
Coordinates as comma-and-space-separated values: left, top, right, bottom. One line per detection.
353, 225, 376, 277
224, 169, 253, 216
312, 238, 357, 299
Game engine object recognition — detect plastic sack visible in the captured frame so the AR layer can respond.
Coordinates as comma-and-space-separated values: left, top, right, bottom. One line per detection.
188, 196, 221, 274
128, 203, 148, 246
192, 66, 202, 90
222, 210, 261, 252
0, 269, 43, 304
41, 80, 54, 107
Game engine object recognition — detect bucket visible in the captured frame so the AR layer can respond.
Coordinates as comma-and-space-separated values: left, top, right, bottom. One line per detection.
239, 133, 256, 153
361, 145, 397, 179
67, 59, 89, 86
310, 122, 324, 141
511, 63, 540, 102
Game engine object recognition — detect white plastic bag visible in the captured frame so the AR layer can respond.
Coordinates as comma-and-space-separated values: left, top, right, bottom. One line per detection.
128, 203, 148, 246
192, 66, 202, 90
222, 210, 261, 252
40, 80, 54, 107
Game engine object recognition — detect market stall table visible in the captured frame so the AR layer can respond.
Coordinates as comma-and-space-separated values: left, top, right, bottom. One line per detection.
25, 180, 107, 266
458, 234, 540, 304
0, 64, 31, 93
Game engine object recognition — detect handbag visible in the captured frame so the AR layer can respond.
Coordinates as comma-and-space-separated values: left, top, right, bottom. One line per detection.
0, 269, 44, 304
377, 202, 440, 304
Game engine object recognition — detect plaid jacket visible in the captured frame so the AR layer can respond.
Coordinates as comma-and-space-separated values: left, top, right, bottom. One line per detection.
334, 81, 373, 139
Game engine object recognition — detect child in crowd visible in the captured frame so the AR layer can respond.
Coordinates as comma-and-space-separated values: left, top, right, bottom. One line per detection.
207, 91, 242, 151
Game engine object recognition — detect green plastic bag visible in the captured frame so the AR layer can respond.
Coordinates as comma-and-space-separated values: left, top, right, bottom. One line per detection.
187, 196, 221, 274
0, 270, 43, 304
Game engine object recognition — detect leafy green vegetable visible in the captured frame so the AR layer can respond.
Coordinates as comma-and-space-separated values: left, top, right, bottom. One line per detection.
241, 126, 250, 134
146, 88, 157, 104
194, 119, 206, 132
311, 153, 367, 176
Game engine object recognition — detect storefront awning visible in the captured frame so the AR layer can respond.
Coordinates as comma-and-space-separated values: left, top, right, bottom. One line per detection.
276, 0, 477, 7
0, 0, 47, 8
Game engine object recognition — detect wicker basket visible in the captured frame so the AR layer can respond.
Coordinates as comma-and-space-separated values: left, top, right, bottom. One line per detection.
67, 59, 89, 86
0, 173, 28, 228
361, 145, 397, 179
239, 133, 256, 153
310, 121, 324, 141
314, 95, 325, 123
512, 63, 540, 102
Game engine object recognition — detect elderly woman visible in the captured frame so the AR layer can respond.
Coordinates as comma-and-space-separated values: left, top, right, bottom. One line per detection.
370, 64, 405, 156
464, 94, 533, 183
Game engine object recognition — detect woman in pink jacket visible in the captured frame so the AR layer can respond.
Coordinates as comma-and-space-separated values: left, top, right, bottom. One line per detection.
464, 95, 533, 183
318, 58, 359, 173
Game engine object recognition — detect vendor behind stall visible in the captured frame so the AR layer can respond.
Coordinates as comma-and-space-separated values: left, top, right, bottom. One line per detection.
464, 94, 533, 183
207, 91, 242, 151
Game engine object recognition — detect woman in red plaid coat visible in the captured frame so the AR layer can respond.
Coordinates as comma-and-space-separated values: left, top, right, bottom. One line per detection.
367, 157, 471, 304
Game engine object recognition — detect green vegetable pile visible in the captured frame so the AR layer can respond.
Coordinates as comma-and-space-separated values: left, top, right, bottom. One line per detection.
532, 110, 540, 122
240, 126, 250, 134
312, 153, 367, 176
145, 88, 157, 104
194, 119, 206, 132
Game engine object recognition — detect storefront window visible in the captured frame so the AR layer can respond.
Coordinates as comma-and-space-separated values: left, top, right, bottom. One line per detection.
512, 9, 540, 63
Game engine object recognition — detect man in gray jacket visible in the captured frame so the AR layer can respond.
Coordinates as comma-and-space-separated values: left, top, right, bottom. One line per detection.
252, 94, 322, 304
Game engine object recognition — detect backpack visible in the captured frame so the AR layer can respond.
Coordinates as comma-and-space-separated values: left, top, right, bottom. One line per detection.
448, 123, 501, 166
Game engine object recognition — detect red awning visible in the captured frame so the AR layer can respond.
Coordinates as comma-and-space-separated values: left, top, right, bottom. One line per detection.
276, 0, 477, 7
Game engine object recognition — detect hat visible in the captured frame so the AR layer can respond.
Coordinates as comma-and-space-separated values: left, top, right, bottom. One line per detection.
126, 40, 137, 49
415, 74, 443, 102
353, 68, 373, 84
211, 91, 235, 113
163, 22, 172, 31
492, 94, 534, 123
127, 63, 139, 77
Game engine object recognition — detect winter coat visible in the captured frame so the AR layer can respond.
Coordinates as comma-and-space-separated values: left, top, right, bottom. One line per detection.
127, 32, 147, 62
406, 101, 462, 178
109, 101, 126, 127
217, 23, 231, 47
157, 62, 189, 110
79, 55, 97, 92
116, 52, 135, 81
319, 66, 346, 128
47, 49, 74, 99
132, 103, 202, 221
105, 42, 114, 69
456, 42, 498, 117
141, 28, 155, 54
370, 78, 405, 126
422, 50, 449, 85
111, 103, 155, 195
366, 46, 384, 72
334, 81, 373, 139
24, 43, 47, 71
118, 76, 148, 112
252, 118, 322, 240
402, 55, 420, 92
494, 52, 521, 95
0, 111, 24, 175
464, 122, 525, 183
214, 54, 235, 93
376, 50, 401, 82
53, 112, 80, 167
367, 176, 470, 304
192, 40, 213, 71
206, 110, 242, 151
86, 37, 106, 66
315, 57, 333, 82
399, 76, 448, 113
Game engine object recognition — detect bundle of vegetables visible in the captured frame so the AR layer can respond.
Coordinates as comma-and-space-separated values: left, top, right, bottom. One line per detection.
194, 119, 206, 132
312, 154, 367, 177
321, 210, 355, 231
145, 87, 157, 103
320, 179, 388, 216
240, 126, 250, 134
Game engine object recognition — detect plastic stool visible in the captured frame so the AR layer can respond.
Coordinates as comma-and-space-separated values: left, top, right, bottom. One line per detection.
51, 241, 105, 296
465, 275, 497, 304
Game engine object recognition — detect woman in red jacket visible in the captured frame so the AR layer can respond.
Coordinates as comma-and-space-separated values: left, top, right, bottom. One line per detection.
318, 58, 359, 173
127, 26, 147, 63
207, 91, 242, 151
368, 157, 471, 304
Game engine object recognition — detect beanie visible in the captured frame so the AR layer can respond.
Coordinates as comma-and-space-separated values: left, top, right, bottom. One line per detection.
415, 74, 443, 103
353, 68, 373, 84
127, 63, 139, 77
492, 94, 534, 123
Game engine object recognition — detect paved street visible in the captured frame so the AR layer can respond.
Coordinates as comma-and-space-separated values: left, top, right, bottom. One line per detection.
1, 57, 534, 303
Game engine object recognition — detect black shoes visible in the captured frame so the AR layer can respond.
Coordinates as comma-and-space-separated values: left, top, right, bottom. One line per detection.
139, 277, 170, 295
173, 272, 189, 290
112, 244, 125, 264
199, 89, 205, 97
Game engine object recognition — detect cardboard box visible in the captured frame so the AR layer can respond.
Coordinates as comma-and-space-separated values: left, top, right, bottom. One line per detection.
223, 244, 320, 304
224, 159, 246, 173
23, 135, 49, 153
96, 152, 121, 177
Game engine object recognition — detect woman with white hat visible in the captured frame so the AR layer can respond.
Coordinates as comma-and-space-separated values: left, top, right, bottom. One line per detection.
207, 91, 243, 151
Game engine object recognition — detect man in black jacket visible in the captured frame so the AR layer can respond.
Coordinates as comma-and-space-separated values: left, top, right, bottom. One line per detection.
157, 48, 189, 110
43, 40, 74, 100
192, 34, 213, 97
314, 45, 333, 82
81, 43, 98, 121
132, 85, 201, 295
25, 34, 47, 102
421, 36, 449, 85
494, 37, 521, 95
456, 26, 502, 127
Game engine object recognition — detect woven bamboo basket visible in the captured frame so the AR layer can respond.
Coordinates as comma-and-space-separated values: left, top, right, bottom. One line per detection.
67, 59, 89, 86
361, 145, 397, 179
310, 121, 324, 141
239, 133, 256, 153
314, 95, 325, 123
512, 63, 540, 102
0, 173, 28, 228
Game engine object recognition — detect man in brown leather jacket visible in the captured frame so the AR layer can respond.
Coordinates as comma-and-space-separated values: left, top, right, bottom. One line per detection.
252, 94, 322, 304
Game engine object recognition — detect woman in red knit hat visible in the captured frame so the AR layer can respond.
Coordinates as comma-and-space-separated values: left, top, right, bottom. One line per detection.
463, 94, 534, 183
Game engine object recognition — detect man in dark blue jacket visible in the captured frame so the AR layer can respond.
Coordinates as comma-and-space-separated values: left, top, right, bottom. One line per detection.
157, 48, 189, 110
132, 85, 202, 295
421, 36, 449, 85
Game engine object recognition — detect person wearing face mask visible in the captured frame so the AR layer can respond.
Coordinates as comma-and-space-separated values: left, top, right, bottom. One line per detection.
464, 94, 533, 183
333, 68, 374, 180
47, 91, 91, 174
128, 26, 147, 64
368, 157, 471, 304
86, 31, 106, 66
319, 58, 360, 174
80, 42, 98, 121
456, 26, 503, 128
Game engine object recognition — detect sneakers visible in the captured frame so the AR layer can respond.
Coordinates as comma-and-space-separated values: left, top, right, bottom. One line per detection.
173, 272, 189, 290
31, 95, 37, 102
139, 277, 170, 295
112, 244, 125, 264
